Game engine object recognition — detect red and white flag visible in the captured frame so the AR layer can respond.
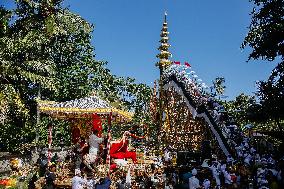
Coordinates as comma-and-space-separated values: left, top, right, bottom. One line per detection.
173, 61, 181, 65
184, 62, 191, 67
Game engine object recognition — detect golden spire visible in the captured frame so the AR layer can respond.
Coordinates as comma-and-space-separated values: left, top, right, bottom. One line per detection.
156, 12, 172, 73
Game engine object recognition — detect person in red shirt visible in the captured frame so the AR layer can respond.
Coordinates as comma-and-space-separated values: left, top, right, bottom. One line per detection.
110, 131, 144, 164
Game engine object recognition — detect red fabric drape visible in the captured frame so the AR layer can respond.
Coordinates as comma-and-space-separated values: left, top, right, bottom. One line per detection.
92, 113, 102, 137
72, 127, 81, 144
109, 140, 137, 163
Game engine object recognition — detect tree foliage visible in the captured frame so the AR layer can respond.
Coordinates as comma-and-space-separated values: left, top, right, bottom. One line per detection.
211, 77, 226, 97
242, 0, 284, 130
0, 0, 152, 152
222, 93, 256, 127
242, 0, 284, 61
247, 78, 284, 131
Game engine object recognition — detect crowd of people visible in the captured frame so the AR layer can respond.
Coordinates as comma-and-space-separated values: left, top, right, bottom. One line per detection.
30, 97, 284, 189
34, 136, 284, 189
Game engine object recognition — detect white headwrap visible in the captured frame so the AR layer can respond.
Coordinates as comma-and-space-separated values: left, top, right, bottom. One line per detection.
201, 159, 209, 168
75, 168, 81, 176
192, 168, 197, 176
203, 179, 210, 189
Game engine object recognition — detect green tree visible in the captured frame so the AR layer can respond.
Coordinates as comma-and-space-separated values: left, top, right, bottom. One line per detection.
211, 77, 226, 97
0, 0, 152, 152
242, 0, 284, 131
242, 0, 284, 62
0, 3, 57, 123
222, 93, 256, 127
251, 79, 284, 131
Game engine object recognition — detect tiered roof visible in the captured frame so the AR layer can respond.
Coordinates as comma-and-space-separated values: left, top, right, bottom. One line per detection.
156, 12, 172, 71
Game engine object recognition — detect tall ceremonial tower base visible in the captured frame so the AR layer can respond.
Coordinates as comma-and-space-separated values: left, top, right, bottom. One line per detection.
154, 13, 213, 158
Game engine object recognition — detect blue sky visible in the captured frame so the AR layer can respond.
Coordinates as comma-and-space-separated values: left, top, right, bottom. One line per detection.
2, 0, 277, 99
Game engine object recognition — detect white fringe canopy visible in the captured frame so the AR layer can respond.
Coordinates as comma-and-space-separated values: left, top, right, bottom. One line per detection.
38, 95, 133, 120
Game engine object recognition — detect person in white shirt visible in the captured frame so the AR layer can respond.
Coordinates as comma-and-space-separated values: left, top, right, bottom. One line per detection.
86, 178, 96, 189
267, 156, 276, 165
223, 170, 232, 186
84, 130, 104, 168
210, 161, 221, 188
88, 130, 103, 156
250, 147, 256, 154
202, 179, 210, 189
244, 153, 252, 165
125, 166, 132, 187
188, 168, 200, 189
235, 146, 243, 158
220, 162, 226, 174
72, 169, 87, 189
164, 148, 171, 165
226, 155, 234, 165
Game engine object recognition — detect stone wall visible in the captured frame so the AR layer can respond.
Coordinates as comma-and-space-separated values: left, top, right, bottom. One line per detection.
0, 147, 71, 176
